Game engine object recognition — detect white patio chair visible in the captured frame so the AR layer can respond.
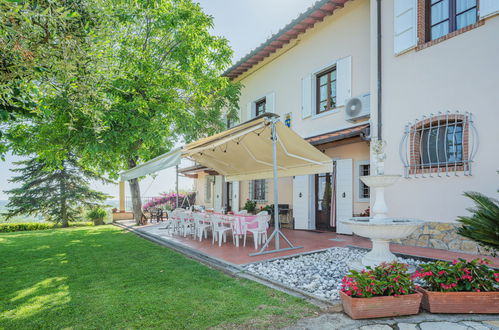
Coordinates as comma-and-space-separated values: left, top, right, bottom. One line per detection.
178, 211, 194, 237
164, 210, 175, 234
210, 214, 232, 247
256, 210, 268, 215
193, 213, 211, 241
243, 215, 270, 249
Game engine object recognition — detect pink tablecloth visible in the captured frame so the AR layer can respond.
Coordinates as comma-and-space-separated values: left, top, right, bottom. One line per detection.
211, 213, 267, 235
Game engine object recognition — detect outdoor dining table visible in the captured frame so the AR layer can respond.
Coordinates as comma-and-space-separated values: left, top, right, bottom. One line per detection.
209, 212, 269, 247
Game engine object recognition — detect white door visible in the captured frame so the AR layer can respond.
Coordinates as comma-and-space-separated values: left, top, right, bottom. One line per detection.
336, 159, 353, 235
213, 175, 223, 211
232, 181, 239, 212
293, 175, 310, 229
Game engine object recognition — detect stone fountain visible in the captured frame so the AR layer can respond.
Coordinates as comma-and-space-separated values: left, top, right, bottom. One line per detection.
341, 140, 423, 270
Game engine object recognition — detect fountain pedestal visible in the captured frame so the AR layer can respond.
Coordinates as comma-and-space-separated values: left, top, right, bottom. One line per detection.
341, 174, 423, 271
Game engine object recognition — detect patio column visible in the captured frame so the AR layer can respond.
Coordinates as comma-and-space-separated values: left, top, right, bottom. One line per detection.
119, 181, 126, 212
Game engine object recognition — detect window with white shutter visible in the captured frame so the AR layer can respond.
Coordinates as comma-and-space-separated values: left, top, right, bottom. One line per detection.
480, 0, 499, 19
394, 0, 417, 55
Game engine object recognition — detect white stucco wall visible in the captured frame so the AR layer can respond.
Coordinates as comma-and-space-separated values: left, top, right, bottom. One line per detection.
374, 2, 499, 222
236, 0, 371, 138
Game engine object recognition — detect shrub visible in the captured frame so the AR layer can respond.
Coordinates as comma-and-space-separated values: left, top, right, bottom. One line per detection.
0, 222, 94, 233
341, 262, 415, 298
243, 199, 257, 214
457, 191, 499, 256
413, 258, 499, 292
86, 207, 108, 225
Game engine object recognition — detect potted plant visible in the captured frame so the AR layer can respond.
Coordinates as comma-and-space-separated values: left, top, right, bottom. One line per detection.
414, 258, 499, 314
243, 199, 257, 214
87, 207, 108, 226
340, 262, 422, 319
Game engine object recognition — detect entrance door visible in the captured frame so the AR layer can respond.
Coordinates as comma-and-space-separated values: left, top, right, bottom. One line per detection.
315, 173, 334, 231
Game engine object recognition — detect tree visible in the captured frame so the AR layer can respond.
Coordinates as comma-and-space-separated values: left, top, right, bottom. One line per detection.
0, 0, 101, 157
457, 191, 499, 256
82, 0, 240, 224
4, 156, 109, 227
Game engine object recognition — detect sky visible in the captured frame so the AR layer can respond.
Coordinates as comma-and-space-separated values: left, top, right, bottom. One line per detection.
0, 0, 317, 200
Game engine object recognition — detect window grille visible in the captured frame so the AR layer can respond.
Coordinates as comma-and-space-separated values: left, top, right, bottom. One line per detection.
400, 111, 478, 178
249, 179, 266, 202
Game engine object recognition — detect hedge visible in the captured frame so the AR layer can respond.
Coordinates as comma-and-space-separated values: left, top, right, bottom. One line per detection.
0, 222, 94, 233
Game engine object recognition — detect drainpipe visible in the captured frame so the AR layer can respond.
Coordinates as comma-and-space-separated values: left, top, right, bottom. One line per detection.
377, 0, 382, 140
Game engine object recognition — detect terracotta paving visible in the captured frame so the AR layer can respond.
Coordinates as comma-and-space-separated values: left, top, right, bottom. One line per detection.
119, 220, 499, 268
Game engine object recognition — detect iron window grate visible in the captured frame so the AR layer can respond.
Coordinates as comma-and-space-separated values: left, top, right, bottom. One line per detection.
400, 111, 478, 178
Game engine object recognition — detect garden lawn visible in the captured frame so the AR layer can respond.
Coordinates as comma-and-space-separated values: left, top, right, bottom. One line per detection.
0, 226, 316, 329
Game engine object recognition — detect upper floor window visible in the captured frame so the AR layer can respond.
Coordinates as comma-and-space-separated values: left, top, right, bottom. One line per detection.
255, 98, 266, 117
400, 112, 478, 178
428, 0, 477, 41
316, 67, 337, 114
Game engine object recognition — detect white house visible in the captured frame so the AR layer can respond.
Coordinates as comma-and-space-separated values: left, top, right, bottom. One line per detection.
182, 0, 499, 254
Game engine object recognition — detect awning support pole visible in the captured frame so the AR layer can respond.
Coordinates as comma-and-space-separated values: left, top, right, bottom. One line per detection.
250, 118, 302, 256
176, 164, 179, 208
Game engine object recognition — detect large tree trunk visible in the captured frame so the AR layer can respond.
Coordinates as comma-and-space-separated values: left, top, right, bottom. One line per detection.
127, 158, 144, 225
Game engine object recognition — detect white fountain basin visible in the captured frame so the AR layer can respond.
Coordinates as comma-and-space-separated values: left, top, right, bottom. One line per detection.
341, 218, 423, 240
341, 218, 424, 270
360, 175, 401, 188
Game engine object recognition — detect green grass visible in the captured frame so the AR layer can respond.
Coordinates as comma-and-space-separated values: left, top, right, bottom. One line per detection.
0, 225, 316, 329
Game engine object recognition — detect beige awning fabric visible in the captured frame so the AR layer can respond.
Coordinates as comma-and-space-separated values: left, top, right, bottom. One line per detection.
183, 115, 333, 181
119, 115, 333, 182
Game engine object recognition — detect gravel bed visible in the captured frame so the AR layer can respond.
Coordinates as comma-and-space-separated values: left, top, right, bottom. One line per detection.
245, 247, 425, 301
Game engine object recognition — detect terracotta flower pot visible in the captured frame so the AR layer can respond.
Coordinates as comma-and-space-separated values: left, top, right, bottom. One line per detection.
340, 291, 422, 319
418, 288, 499, 314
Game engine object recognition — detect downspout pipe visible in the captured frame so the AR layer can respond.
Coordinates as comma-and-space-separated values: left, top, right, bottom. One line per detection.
377, 0, 382, 140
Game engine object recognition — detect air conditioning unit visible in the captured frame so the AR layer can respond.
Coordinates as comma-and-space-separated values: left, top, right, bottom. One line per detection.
345, 93, 370, 122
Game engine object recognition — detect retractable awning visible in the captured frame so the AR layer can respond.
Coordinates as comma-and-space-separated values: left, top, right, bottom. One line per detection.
120, 147, 182, 181
183, 114, 333, 181
120, 114, 333, 182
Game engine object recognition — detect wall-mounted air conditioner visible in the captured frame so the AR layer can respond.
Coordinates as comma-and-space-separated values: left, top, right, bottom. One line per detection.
345, 93, 370, 122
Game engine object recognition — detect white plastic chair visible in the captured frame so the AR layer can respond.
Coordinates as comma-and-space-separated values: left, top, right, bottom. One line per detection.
193, 213, 211, 241
256, 210, 268, 216
179, 211, 194, 237
243, 215, 270, 249
210, 215, 232, 247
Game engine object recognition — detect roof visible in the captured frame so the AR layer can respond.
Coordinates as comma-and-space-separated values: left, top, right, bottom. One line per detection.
306, 124, 370, 146
223, 0, 351, 80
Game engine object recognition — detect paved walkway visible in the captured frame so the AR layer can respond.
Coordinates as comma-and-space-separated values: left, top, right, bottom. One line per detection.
285, 312, 499, 330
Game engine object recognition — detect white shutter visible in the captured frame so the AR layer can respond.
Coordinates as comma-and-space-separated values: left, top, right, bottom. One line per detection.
246, 102, 252, 121
293, 175, 310, 229
265, 92, 275, 113
335, 159, 353, 235
232, 181, 239, 212
480, 0, 499, 19
336, 56, 352, 107
394, 0, 417, 55
213, 175, 223, 211
301, 75, 312, 118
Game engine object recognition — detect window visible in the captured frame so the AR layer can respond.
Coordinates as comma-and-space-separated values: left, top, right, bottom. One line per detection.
400, 112, 476, 178
316, 67, 337, 114
251, 179, 266, 202
255, 98, 266, 117
428, 0, 477, 41
359, 164, 370, 200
